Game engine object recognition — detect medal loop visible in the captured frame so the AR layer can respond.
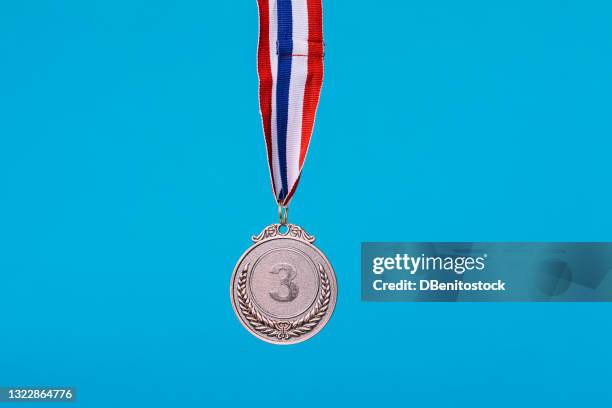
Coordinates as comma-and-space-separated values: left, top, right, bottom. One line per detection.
278, 204, 289, 226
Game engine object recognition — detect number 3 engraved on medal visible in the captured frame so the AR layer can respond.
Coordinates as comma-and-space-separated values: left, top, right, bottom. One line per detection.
269, 263, 299, 302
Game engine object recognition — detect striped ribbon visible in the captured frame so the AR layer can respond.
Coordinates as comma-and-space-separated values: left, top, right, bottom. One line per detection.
257, 0, 324, 206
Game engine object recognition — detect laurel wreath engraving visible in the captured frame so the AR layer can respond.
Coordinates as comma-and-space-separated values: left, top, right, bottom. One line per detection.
236, 263, 330, 340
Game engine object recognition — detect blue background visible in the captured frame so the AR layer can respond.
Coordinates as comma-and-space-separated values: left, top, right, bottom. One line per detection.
1, 1, 611, 406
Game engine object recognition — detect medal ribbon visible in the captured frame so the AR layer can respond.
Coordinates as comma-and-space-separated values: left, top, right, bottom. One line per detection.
257, 0, 324, 206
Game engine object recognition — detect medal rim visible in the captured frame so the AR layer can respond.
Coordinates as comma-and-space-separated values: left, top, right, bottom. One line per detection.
230, 226, 337, 345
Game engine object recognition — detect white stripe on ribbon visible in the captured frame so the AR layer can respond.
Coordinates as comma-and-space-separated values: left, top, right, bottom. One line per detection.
286, 0, 309, 190
268, 0, 282, 194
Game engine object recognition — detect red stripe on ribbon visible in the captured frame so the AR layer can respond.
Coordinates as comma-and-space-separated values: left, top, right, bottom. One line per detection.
299, 0, 324, 168
256, 0, 276, 197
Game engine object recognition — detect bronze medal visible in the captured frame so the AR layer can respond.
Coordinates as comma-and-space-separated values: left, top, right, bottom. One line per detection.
230, 223, 337, 344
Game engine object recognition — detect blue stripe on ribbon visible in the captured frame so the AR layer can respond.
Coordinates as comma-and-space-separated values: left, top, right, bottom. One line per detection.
276, 0, 293, 201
